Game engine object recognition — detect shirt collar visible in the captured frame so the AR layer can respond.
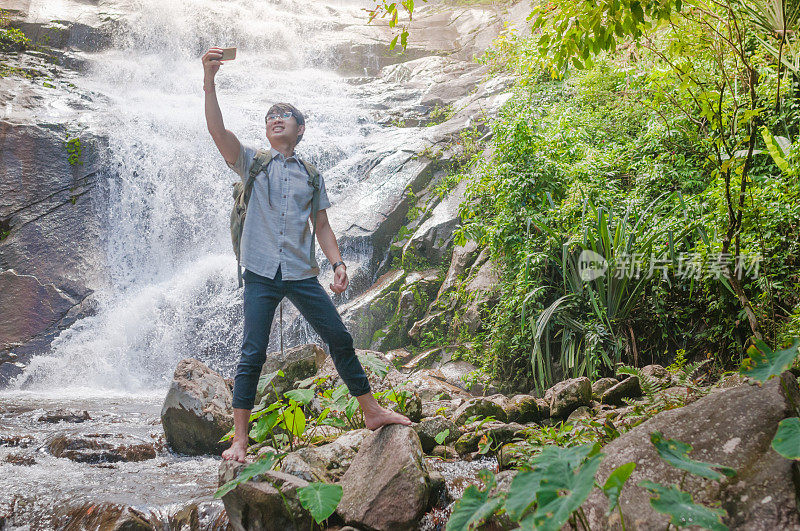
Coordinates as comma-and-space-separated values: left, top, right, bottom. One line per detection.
270, 147, 297, 162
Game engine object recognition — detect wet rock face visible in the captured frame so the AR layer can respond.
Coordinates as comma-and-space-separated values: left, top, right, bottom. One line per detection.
582, 371, 800, 530
414, 415, 459, 453
279, 429, 371, 483
46, 432, 158, 463
218, 465, 314, 531
160, 358, 233, 456
338, 424, 432, 531
37, 409, 91, 423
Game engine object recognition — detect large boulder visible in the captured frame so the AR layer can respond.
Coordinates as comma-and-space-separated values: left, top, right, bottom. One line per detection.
337, 424, 432, 530
160, 358, 233, 456
414, 415, 459, 453
218, 464, 313, 531
254, 343, 326, 406
547, 377, 592, 418
279, 429, 371, 483
601, 376, 643, 405
451, 397, 508, 425
503, 394, 547, 424
582, 372, 800, 529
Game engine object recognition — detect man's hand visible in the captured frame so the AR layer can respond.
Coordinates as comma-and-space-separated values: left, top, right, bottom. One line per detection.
330, 265, 348, 294
202, 47, 224, 81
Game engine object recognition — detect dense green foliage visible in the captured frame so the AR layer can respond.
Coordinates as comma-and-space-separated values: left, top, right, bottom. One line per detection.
449, 0, 800, 391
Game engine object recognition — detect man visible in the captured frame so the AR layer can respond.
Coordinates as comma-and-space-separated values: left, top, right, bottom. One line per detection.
201, 47, 411, 463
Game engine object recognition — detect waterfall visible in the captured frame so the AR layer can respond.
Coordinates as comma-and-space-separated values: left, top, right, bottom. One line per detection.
5, 0, 399, 398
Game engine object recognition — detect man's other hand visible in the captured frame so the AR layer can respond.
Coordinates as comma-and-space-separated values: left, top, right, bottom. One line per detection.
202, 47, 224, 78
330, 266, 348, 294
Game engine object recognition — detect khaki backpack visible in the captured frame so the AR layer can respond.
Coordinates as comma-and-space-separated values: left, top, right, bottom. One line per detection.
230, 148, 322, 287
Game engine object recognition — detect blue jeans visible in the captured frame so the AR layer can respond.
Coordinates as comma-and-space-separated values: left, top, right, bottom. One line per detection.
232, 264, 371, 410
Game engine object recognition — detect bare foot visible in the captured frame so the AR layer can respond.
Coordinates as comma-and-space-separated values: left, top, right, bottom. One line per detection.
221, 439, 248, 463
363, 405, 413, 431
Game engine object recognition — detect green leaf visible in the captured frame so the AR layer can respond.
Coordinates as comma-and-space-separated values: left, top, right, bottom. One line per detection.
345, 396, 360, 420
640, 480, 728, 530
284, 388, 315, 405
281, 403, 306, 438
389, 34, 399, 49
256, 370, 283, 397
358, 352, 390, 379
435, 429, 450, 445
214, 453, 278, 498
249, 410, 281, 442
760, 126, 790, 173
739, 339, 800, 383
772, 417, 800, 460
528, 452, 604, 531
505, 469, 544, 521
297, 482, 343, 524
445, 470, 504, 531
650, 431, 735, 480
602, 462, 636, 515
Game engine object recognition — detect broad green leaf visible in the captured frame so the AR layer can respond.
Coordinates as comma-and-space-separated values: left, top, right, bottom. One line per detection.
602, 462, 636, 515
297, 482, 343, 524
434, 429, 450, 445
358, 352, 390, 379
505, 469, 544, 521
281, 404, 306, 438
760, 126, 790, 174
345, 396, 360, 419
249, 410, 280, 442
528, 453, 604, 531
214, 453, 278, 498
739, 339, 800, 383
256, 370, 283, 397
640, 480, 728, 530
772, 417, 800, 460
445, 470, 504, 531
284, 388, 315, 405
321, 416, 347, 429
650, 431, 735, 480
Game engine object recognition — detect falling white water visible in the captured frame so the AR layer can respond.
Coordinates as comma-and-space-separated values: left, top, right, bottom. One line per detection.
4, 0, 410, 397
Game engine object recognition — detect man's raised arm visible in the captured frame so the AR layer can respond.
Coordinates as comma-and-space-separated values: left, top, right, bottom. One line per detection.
202, 47, 240, 166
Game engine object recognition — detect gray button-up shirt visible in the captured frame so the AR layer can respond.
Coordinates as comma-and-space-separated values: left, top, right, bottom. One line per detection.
227, 144, 331, 280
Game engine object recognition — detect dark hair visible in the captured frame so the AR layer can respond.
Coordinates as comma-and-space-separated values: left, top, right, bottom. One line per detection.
266, 103, 305, 144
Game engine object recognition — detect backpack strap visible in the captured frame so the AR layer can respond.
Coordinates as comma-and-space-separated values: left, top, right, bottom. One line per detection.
299, 158, 321, 268
237, 149, 272, 287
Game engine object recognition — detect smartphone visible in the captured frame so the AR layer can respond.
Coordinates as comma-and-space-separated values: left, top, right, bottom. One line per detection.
220, 47, 237, 61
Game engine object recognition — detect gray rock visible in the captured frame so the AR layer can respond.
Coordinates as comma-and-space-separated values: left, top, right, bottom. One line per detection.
414, 416, 459, 453
218, 464, 313, 531
548, 377, 592, 418
451, 397, 508, 425
254, 343, 326, 406
503, 394, 545, 423
338, 424, 431, 530
37, 409, 90, 423
317, 349, 404, 395
566, 405, 591, 422
339, 270, 406, 350
454, 421, 525, 456
46, 432, 157, 463
640, 364, 673, 386
582, 371, 800, 530
405, 369, 471, 402
601, 376, 643, 405
591, 377, 619, 400
160, 358, 233, 456
279, 429, 370, 483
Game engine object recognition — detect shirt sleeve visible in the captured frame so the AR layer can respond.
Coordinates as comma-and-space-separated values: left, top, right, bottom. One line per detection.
226, 143, 257, 181
318, 172, 331, 211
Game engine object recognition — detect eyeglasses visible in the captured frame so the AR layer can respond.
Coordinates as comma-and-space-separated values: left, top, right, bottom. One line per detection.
266, 111, 293, 122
